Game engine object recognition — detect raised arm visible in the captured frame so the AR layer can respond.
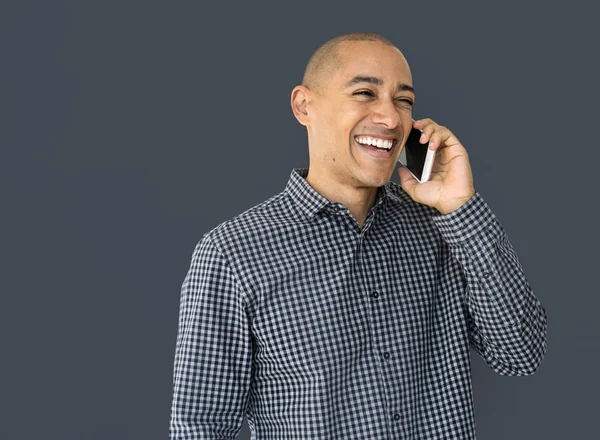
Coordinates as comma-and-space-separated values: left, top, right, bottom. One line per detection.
432, 192, 548, 376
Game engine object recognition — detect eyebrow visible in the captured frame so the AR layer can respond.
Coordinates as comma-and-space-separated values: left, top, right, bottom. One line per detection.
344, 76, 415, 94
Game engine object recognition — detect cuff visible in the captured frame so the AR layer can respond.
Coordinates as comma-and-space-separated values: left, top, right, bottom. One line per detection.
431, 192, 497, 244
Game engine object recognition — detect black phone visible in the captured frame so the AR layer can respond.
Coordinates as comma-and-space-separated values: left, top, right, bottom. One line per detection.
397, 122, 436, 183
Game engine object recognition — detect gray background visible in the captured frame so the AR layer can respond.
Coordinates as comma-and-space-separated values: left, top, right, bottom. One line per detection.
2, 0, 598, 439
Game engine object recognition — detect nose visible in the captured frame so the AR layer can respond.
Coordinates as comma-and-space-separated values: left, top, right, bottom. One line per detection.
370, 98, 400, 129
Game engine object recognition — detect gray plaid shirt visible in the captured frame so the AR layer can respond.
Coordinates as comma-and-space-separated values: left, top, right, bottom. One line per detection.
169, 167, 548, 439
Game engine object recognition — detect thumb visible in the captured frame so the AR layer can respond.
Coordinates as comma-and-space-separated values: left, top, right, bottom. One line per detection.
398, 166, 418, 195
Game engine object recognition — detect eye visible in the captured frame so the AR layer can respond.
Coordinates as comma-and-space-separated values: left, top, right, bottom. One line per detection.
396, 98, 414, 106
354, 90, 413, 106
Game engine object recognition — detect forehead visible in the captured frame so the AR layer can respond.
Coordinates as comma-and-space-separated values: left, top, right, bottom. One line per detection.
333, 41, 412, 87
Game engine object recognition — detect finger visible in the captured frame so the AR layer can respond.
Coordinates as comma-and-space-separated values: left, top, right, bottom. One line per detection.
418, 123, 438, 145
429, 127, 449, 150
398, 166, 419, 195
413, 118, 433, 129
413, 119, 433, 141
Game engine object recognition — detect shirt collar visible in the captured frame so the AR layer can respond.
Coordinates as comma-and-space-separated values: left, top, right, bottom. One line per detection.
285, 167, 389, 218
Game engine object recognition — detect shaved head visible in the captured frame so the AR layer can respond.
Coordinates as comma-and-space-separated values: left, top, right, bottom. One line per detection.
302, 32, 398, 94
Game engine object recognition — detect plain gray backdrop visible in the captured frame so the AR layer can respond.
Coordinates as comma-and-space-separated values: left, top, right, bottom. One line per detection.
2, 0, 598, 439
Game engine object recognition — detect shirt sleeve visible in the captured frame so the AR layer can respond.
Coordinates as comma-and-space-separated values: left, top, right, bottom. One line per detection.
169, 235, 254, 439
431, 192, 548, 376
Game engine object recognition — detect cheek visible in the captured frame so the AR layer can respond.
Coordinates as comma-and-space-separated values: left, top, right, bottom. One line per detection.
340, 106, 367, 135
322, 108, 354, 141
316, 103, 367, 148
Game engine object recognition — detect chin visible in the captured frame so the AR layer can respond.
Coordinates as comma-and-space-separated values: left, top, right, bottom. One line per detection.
355, 167, 393, 188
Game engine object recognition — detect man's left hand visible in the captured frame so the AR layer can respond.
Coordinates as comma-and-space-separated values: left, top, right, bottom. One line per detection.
397, 118, 476, 215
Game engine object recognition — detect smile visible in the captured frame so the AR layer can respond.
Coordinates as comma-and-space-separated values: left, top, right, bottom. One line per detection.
354, 135, 398, 158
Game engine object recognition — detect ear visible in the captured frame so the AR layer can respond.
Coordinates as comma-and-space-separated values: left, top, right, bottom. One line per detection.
290, 85, 312, 127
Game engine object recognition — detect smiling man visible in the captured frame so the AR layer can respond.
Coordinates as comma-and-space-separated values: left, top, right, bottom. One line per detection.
295, 36, 417, 228
169, 33, 548, 440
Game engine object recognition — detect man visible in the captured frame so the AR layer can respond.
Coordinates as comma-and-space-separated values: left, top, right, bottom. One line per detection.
169, 32, 548, 439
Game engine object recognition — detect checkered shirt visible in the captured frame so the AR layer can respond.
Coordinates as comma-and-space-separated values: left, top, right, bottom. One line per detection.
169, 167, 548, 439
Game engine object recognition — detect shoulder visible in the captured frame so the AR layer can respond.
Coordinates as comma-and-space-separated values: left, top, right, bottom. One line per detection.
201, 190, 297, 255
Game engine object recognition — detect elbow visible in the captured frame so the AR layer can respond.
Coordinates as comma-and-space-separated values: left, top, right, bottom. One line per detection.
512, 298, 549, 376
524, 303, 548, 375
506, 325, 548, 376
492, 316, 548, 377
523, 330, 548, 376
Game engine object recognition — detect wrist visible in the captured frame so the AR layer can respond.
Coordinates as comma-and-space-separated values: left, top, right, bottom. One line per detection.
436, 192, 476, 215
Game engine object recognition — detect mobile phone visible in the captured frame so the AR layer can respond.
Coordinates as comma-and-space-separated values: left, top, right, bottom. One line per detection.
397, 119, 436, 183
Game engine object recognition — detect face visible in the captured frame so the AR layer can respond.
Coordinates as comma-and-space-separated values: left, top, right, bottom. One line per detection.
298, 41, 414, 190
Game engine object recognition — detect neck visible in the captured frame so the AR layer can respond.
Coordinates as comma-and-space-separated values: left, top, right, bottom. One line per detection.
305, 166, 378, 227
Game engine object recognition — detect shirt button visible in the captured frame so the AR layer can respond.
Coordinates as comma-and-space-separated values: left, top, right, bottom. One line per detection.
383, 351, 390, 359
371, 291, 379, 298
482, 271, 490, 279
393, 412, 400, 420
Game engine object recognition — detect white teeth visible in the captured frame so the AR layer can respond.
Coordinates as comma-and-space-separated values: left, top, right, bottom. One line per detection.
355, 136, 393, 150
